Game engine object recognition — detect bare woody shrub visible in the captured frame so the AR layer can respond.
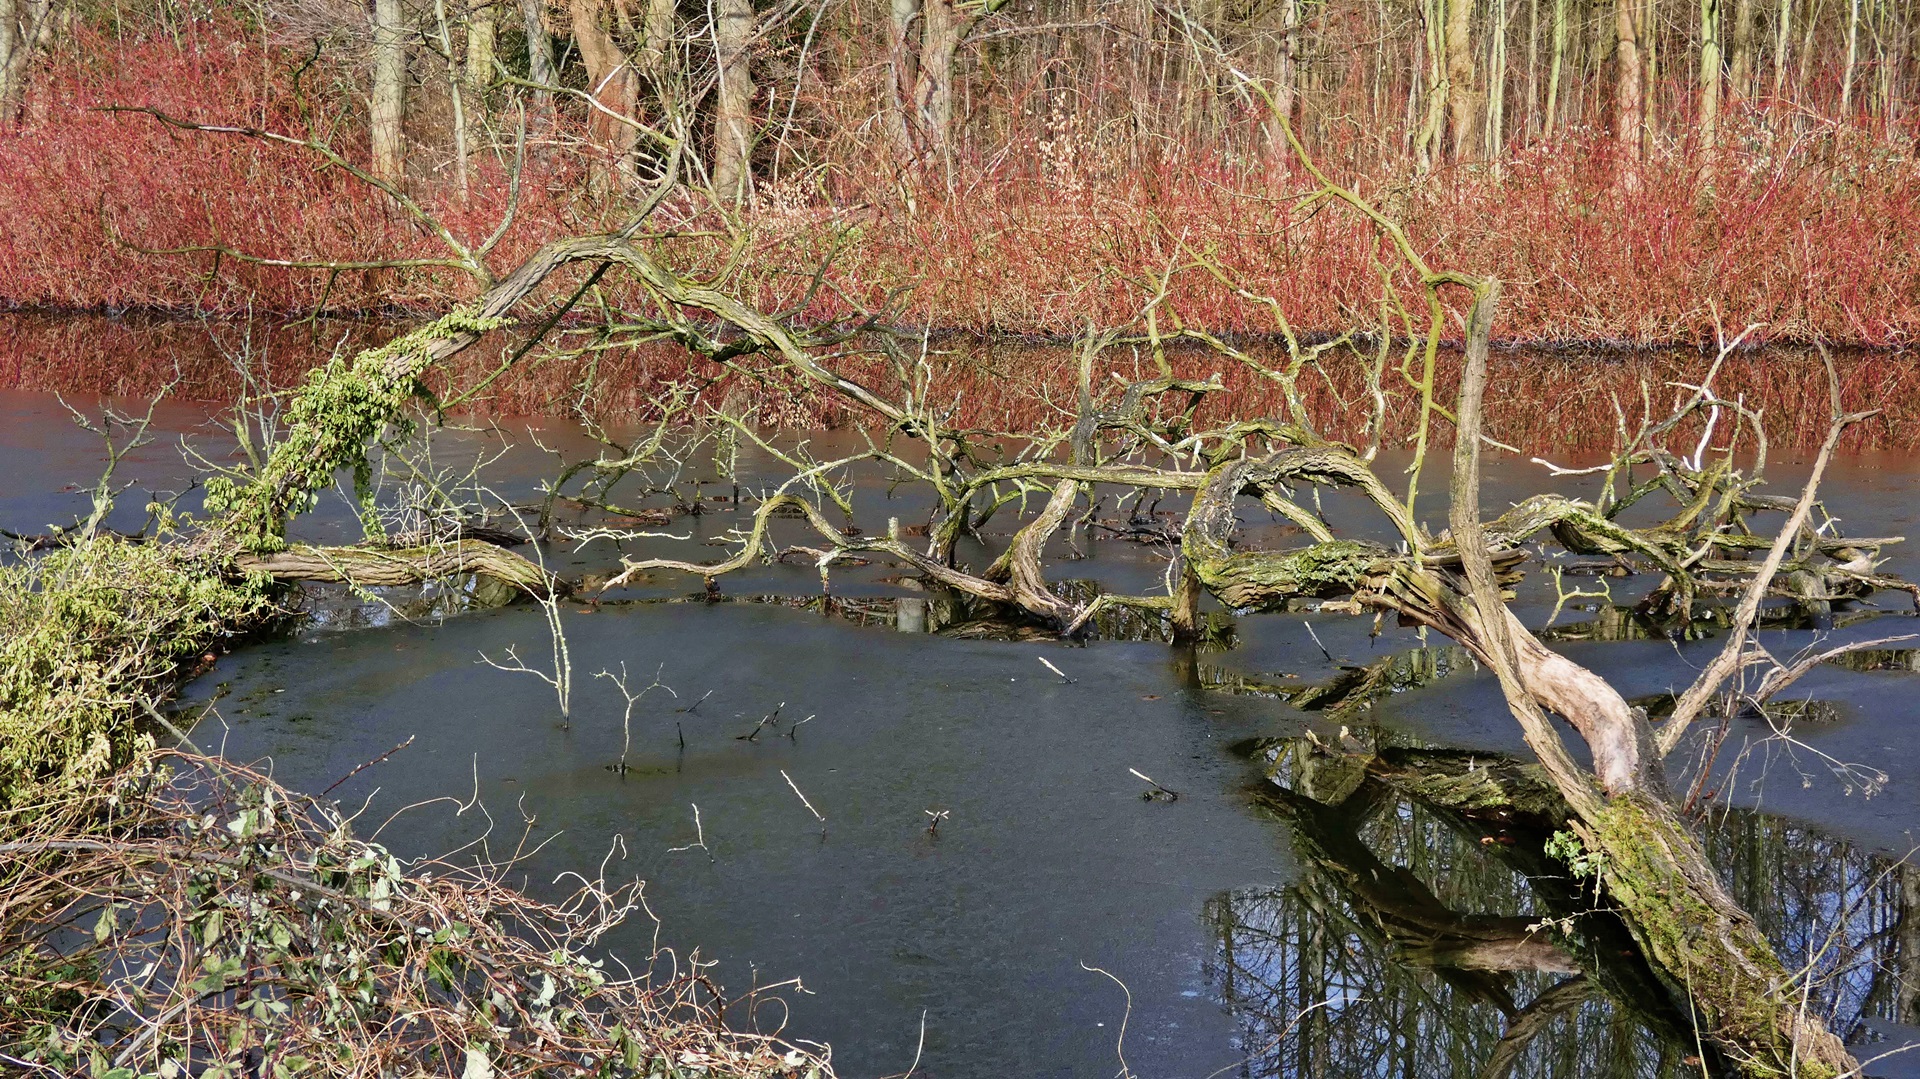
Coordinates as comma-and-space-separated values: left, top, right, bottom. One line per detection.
0, 750, 831, 1079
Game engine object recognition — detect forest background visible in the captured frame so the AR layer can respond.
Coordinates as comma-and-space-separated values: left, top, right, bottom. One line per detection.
0, 0, 1916, 349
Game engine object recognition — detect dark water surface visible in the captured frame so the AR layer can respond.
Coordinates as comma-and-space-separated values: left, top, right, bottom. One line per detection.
9, 350, 1920, 1076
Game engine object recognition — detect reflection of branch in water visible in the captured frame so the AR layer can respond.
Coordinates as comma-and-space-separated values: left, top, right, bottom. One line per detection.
1208, 731, 1920, 1078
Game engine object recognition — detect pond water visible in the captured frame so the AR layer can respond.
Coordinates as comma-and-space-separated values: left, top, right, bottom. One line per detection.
8, 316, 1920, 1077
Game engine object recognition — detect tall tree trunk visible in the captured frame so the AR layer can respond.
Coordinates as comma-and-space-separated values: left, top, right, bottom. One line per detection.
570, 0, 640, 189
466, 0, 496, 92
1793, 0, 1814, 105
711, 0, 755, 202
1486, 0, 1508, 157
1840, 0, 1861, 114
1614, 0, 1644, 164
0, 0, 57, 125
1525, 0, 1540, 138
1769, 0, 1790, 98
1727, 0, 1755, 96
641, 0, 674, 84
911, 0, 973, 164
0, 0, 17, 122
1544, 0, 1568, 130
370, 0, 409, 186
433, 0, 472, 200
519, 0, 555, 122
1406, 9, 1425, 156
886, 0, 922, 156
1266, 0, 1300, 157
1642, 0, 1658, 139
1445, 0, 1479, 159
1698, 0, 1723, 146
1415, 0, 1450, 169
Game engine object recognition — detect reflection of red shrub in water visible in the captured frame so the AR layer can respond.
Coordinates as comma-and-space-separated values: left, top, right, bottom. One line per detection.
5, 311, 1917, 454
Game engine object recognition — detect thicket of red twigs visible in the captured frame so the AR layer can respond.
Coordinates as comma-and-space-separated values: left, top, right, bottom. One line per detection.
1, 22, 1917, 347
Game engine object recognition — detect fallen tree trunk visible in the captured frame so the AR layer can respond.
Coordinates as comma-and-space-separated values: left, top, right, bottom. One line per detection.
1169, 280, 1860, 1076
237, 540, 566, 599
1435, 282, 1854, 1077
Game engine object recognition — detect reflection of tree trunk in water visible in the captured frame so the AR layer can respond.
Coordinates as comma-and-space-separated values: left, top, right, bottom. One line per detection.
1903, 864, 1920, 1025
1276, 784, 1579, 989
1480, 975, 1592, 1079
1262, 737, 1728, 1072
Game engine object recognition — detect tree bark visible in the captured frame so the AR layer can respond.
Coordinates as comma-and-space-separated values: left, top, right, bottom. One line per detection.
1699, 0, 1723, 147
1727, 0, 1755, 97
1770, 0, 1790, 98
465, 0, 496, 92
0, 0, 56, 125
519, 0, 555, 123
0, 0, 18, 122
570, 0, 640, 189
1485, 0, 1508, 156
912, 0, 967, 162
1614, 0, 1644, 164
1840, 0, 1862, 114
433, 0, 472, 200
238, 541, 566, 599
886, 0, 922, 156
711, 0, 755, 202
370, 0, 409, 186
1445, 0, 1479, 159
1415, 0, 1450, 168
641, 0, 675, 82
1267, 0, 1300, 157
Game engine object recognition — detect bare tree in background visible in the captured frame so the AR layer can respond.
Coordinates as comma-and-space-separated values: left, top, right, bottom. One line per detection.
570, 0, 641, 188
886, 0, 1010, 163
520, 0, 556, 123
370, 0, 409, 184
0, 0, 57, 124
711, 0, 754, 201
1614, 0, 1644, 166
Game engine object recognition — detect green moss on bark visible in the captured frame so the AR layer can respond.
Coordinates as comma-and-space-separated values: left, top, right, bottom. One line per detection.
1586, 796, 1843, 1079
204, 307, 509, 551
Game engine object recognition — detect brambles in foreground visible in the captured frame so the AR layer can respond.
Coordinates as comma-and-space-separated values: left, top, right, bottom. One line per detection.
0, 534, 280, 813
0, 751, 829, 1079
